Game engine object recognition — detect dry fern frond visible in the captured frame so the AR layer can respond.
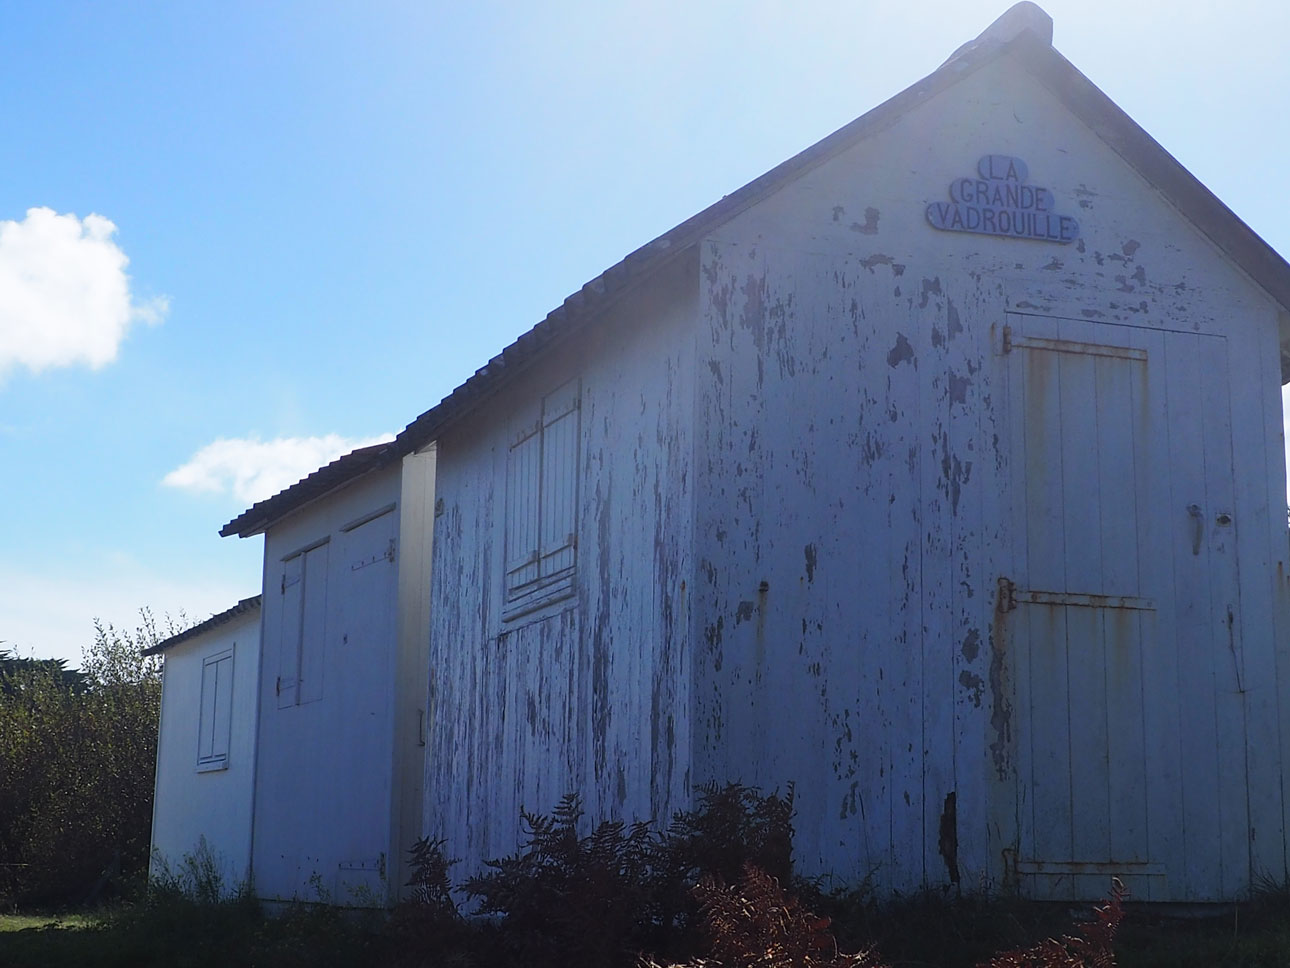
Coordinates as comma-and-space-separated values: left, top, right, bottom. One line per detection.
977, 878, 1126, 968
673, 863, 888, 968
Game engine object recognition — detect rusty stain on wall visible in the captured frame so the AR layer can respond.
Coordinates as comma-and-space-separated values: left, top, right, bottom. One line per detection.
988, 622, 1012, 780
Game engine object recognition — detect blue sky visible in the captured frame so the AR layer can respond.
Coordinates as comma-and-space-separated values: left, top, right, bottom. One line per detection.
2, 0, 1288, 665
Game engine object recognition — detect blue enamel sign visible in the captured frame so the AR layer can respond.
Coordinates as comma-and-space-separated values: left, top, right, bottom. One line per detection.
927, 155, 1079, 244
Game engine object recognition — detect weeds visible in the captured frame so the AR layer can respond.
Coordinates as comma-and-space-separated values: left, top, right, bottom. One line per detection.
12, 785, 1290, 967
149, 837, 238, 905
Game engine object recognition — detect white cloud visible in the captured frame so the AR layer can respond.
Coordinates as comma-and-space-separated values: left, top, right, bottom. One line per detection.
0, 206, 167, 378
0, 560, 255, 667
162, 433, 395, 505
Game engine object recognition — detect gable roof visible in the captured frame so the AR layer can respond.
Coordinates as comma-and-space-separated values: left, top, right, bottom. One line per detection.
221, 2, 1290, 540
142, 595, 263, 656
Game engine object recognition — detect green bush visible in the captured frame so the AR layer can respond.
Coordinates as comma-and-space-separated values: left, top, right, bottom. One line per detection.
0, 613, 168, 907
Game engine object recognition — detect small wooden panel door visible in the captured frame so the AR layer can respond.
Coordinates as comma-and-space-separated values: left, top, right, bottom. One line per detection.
330, 508, 398, 902
1004, 314, 1246, 901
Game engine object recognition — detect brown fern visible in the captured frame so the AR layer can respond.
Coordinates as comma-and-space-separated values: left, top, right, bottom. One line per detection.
643, 863, 888, 968
977, 878, 1126, 968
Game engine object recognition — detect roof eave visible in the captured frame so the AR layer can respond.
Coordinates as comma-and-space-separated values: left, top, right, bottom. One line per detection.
219, 443, 393, 538
142, 595, 263, 656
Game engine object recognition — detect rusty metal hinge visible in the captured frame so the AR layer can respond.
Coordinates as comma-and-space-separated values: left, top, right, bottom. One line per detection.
1001, 325, 1013, 354
997, 576, 1017, 614
1001, 847, 1019, 889
1188, 504, 1204, 555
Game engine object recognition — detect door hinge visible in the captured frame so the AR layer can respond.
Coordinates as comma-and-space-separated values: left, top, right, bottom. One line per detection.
997, 577, 1018, 614
1001, 325, 1013, 354
275, 676, 281, 696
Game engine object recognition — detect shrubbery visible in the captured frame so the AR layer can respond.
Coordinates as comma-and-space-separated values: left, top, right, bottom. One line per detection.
452, 783, 793, 966
0, 613, 169, 907
391, 784, 1123, 968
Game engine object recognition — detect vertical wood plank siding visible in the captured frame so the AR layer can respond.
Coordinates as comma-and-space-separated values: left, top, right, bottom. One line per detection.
425, 257, 698, 876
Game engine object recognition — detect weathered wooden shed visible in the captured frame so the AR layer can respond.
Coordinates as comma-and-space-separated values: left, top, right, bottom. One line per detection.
405, 2, 1290, 902
219, 2, 1290, 904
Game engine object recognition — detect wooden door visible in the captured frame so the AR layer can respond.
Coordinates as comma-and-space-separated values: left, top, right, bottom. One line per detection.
1004, 313, 1246, 901
331, 508, 399, 902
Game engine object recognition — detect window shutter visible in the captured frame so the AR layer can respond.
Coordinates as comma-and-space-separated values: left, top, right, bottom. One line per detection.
503, 381, 580, 619
198, 648, 234, 771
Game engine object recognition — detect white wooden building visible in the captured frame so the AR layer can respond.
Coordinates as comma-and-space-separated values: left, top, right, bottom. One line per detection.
212, 2, 1290, 903
146, 596, 261, 893
219, 442, 436, 906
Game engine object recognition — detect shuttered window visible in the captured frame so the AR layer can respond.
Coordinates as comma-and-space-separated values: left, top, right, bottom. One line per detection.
197, 647, 234, 772
505, 380, 580, 619
278, 540, 328, 707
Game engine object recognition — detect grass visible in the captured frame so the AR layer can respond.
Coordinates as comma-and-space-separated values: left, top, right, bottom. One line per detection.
0, 897, 381, 968
1116, 902, 1290, 968
3, 888, 1290, 967
832, 891, 1290, 968
0, 912, 92, 931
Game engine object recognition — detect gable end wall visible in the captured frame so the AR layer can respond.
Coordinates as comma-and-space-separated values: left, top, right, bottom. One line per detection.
691, 54, 1288, 898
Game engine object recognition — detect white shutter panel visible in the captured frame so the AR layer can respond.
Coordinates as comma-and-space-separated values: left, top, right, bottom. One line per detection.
211, 653, 233, 762
506, 419, 542, 598
198, 649, 234, 770
539, 383, 579, 579
198, 658, 219, 761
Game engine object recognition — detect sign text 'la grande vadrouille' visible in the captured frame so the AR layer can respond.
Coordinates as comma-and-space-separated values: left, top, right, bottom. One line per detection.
927, 155, 1080, 244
